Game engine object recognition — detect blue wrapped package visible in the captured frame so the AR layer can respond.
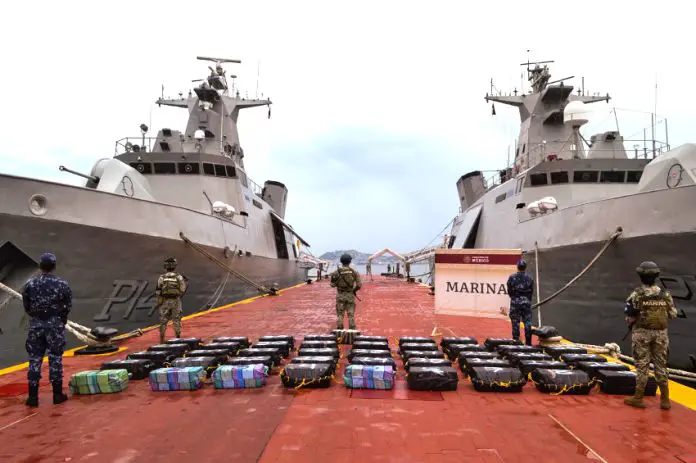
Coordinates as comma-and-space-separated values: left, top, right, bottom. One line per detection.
149, 366, 206, 391
343, 364, 395, 390
212, 364, 268, 389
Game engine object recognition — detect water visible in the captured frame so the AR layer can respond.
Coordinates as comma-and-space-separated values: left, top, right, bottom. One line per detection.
308, 263, 432, 282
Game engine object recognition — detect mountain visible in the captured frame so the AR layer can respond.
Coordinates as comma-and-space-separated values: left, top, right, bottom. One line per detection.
318, 249, 402, 264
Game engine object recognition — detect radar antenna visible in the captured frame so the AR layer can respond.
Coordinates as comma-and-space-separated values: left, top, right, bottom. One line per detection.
194, 56, 243, 95
520, 59, 555, 93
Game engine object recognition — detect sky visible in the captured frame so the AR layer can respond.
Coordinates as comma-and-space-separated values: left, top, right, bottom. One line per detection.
0, 0, 693, 256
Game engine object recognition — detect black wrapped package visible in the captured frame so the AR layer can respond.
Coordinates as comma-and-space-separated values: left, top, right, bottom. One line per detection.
354, 335, 388, 343
406, 366, 459, 391
575, 361, 630, 380
147, 343, 189, 357
165, 338, 203, 350
304, 334, 338, 342
127, 350, 175, 368
238, 348, 282, 366
258, 335, 295, 349
291, 356, 337, 374
560, 353, 607, 367
227, 356, 274, 370
505, 352, 552, 365
517, 360, 569, 377
171, 356, 220, 377
400, 342, 439, 354
440, 337, 478, 350
456, 352, 500, 369
348, 349, 392, 361
187, 349, 230, 364
401, 350, 446, 362
199, 342, 242, 356
298, 347, 340, 359
469, 367, 526, 392
281, 363, 334, 388
352, 341, 390, 351
461, 358, 512, 376
446, 344, 484, 361
350, 356, 398, 371
484, 338, 522, 351
300, 340, 338, 350
531, 326, 559, 339
532, 369, 593, 395
497, 345, 542, 357
332, 329, 360, 344
398, 337, 436, 348
405, 357, 452, 372
212, 336, 250, 348
596, 370, 658, 396
100, 359, 155, 380
255, 341, 292, 358
542, 345, 588, 359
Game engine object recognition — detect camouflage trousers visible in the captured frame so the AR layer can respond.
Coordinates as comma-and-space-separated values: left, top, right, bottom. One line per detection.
632, 328, 669, 390
159, 298, 183, 342
509, 305, 533, 345
25, 317, 66, 388
336, 291, 356, 330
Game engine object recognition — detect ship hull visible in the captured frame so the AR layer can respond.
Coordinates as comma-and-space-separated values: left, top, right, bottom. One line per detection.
0, 213, 308, 369
524, 232, 696, 371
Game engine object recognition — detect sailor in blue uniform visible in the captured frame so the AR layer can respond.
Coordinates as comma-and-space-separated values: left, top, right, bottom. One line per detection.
22, 253, 72, 407
506, 259, 535, 345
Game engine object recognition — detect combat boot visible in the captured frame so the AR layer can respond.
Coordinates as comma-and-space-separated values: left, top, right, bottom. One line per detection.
659, 382, 671, 410
624, 387, 646, 409
52, 381, 68, 405
25, 384, 39, 407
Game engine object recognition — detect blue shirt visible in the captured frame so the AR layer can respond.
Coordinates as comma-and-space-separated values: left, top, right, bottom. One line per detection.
22, 273, 72, 322
506, 271, 534, 306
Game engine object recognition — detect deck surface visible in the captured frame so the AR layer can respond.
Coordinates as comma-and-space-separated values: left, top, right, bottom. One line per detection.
1, 278, 696, 463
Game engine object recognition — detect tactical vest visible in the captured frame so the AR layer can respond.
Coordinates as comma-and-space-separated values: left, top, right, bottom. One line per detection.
634, 289, 671, 330
335, 268, 356, 291
160, 272, 183, 297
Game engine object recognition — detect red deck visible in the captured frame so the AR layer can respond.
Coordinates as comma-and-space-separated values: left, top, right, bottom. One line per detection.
1, 278, 696, 463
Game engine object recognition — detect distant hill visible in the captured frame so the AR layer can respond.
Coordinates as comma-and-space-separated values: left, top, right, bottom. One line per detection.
319, 249, 402, 265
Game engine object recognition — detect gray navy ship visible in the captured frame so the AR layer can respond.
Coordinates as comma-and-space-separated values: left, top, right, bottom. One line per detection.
446, 59, 696, 372
0, 56, 311, 369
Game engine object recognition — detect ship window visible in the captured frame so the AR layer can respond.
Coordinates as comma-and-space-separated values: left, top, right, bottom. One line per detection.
522, 144, 526, 153
600, 170, 626, 183
252, 199, 263, 209
225, 165, 237, 177
177, 162, 200, 175
239, 171, 249, 188
530, 173, 548, 186
153, 162, 176, 174
495, 193, 506, 203
202, 163, 215, 176
515, 147, 520, 158
515, 175, 525, 194
627, 171, 642, 183
573, 170, 598, 183
550, 171, 569, 184
129, 162, 152, 174
214, 164, 227, 176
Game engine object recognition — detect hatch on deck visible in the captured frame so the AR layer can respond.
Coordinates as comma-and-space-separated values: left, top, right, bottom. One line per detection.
541, 85, 573, 104
270, 211, 310, 247
450, 204, 483, 249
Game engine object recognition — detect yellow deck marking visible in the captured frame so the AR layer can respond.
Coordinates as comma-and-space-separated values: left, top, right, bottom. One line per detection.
0, 282, 307, 376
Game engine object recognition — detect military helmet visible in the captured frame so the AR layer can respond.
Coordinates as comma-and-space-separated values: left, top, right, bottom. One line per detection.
636, 261, 660, 276
516, 259, 527, 270
164, 256, 178, 270
340, 253, 352, 265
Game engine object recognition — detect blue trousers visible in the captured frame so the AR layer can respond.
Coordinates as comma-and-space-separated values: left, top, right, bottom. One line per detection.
510, 306, 533, 345
26, 318, 66, 388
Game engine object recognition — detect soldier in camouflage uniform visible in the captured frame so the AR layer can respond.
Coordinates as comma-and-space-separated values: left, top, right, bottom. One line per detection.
22, 253, 72, 407
330, 253, 362, 330
365, 260, 373, 281
156, 257, 187, 343
623, 261, 678, 410
405, 261, 411, 280
506, 259, 535, 345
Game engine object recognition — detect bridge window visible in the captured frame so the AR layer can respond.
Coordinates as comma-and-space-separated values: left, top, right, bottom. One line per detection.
627, 171, 642, 183
202, 163, 215, 176
550, 171, 569, 184
177, 162, 200, 175
153, 162, 176, 174
600, 170, 626, 183
573, 170, 598, 183
239, 171, 249, 188
225, 165, 237, 177
129, 162, 152, 174
214, 164, 226, 176
530, 173, 548, 186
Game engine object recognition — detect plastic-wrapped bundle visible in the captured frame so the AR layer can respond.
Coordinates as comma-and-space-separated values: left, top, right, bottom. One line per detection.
542, 345, 588, 359
398, 337, 436, 348
212, 336, 250, 348
171, 356, 220, 377
469, 367, 526, 392
531, 369, 593, 395
280, 363, 334, 388
352, 341, 390, 350
354, 335, 388, 343
300, 340, 338, 350
446, 344, 484, 361
348, 349, 392, 361
147, 343, 189, 357
496, 345, 542, 357
484, 338, 522, 351
461, 358, 511, 376
332, 329, 360, 344
227, 356, 274, 370
291, 356, 338, 374
574, 361, 629, 380
100, 359, 155, 380
198, 342, 242, 356
595, 370, 658, 396
456, 352, 500, 369
350, 356, 397, 371
343, 364, 395, 390
401, 350, 446, 362
440, 337, 478, 350
258, 335, 295, 349
531, 326, 559, 339
405, 357, 451, 372
127, 350, 174, 368
238, 348, 282, 366
559, 353, 607, 367
212, 364, 268, 389
254, 341, 292, 358
517, 360, 568, 377
505, 352, 552, 365
297, 347, 340, 360
165, 337, 203, 350
187, 349, 230, 364
69, 369, 129, 395
304, 334, 338, 342
406, 366, 459, 391
149, 366, 206, 391
400, 342, 440, 354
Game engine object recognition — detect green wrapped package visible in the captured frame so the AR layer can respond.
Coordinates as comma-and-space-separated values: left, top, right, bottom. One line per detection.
69, 369, 130, 395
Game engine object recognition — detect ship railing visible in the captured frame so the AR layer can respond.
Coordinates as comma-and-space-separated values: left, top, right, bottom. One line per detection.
114, 137, 158, 155
247, 176, 264, 197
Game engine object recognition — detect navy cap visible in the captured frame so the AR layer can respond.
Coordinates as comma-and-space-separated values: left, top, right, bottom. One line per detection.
516, 259, 527, 268
39, 253, 57, 265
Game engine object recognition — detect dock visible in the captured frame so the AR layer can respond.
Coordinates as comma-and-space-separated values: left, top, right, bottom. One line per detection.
1, 277, 696, 462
